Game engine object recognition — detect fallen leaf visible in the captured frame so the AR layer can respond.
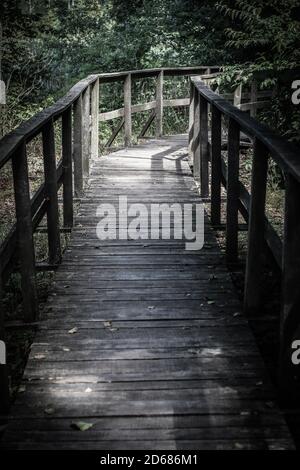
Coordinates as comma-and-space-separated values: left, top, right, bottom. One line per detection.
44, 407, 55, 415
33, 354, 45, 360
18, 385, 26, 393
68, 327, 78, 334
71, 421, 94, 432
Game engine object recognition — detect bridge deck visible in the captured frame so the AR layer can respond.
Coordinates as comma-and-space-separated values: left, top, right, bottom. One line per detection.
2, 135, 294, 449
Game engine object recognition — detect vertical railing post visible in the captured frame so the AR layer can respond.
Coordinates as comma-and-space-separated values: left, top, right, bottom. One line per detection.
124, 73, 132, 147
199, 95, 209, 198
91, 78, 99, 159
0, 277, 10, 413
226, 118, 240, 263
233, 84, 242, 108
279, 173, 300, 404
188, 81, 195, 163
73, 94, 83, 197
250, 81, 257, 118
82, 86, 91, 178
193, 88, 200, 181
244, 139, 268, 315
62, 107, 73, 228
12, 141, 38, 321
211, 105, 222, 225
156, 70, 163, 137
42, 119, 61, 265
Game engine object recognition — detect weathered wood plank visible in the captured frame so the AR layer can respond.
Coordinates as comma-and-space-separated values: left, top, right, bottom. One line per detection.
156, 71, 163, 137
42, 120, 61, 265
62, 107, 73, 228
124, 73, 132, 146
12, 142, 38, 321
226, 118, 240, 263
244, 140, 268, 315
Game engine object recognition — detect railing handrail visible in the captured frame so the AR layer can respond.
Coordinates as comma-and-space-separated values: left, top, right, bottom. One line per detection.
0, 67, 218, 169
192, 77, 300, 183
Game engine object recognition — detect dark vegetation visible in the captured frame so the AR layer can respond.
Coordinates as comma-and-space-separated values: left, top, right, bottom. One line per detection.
0, 0, 300, 441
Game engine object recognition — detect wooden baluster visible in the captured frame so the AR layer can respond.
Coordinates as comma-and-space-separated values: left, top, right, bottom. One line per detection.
211, 105, 222, 225
226, 118, 240, 263
62, 107, 73, 228
82, 86, 91, 178
200, 95, 209, 198
244, 139, 268, 315
188, 81, 195, 163
42, 119, 61, 265
91, 78, 99, 159
73, 94, 83, 197
156, 70, 163, 137
279, 173, 300, 404
12, 142, 38, 321
250, 81, 257, 118
0, 277, 10, 413
124, 73, 132, 147
233, 84, 242, 108
193, 88, 200, 182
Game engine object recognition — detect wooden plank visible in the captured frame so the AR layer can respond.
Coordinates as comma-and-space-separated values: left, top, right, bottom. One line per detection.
99, 101, 156, 122
62, 107, 73, 228
226, 118, 240, 263
211, 105, 222, 225
124, 73, 132, 146
192, 89, 200, 180
90, 78, 99, 159
105, 118, 124, 147
12, 142, 38, 321
188, 81, 195, 159
138, 111, 155, 138
82, 85, 90, 178
156, 71, 163, 137
163, 98, 189, 108
199, 95, 209, 197
42, 120, 61, 265
73, 95, 83, 197
0, 276, 10, 414
244, 139, 268, 315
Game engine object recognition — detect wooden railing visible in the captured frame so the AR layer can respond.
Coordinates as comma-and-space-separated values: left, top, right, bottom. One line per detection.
190, 78, 300, 402
0, 66, 218, 412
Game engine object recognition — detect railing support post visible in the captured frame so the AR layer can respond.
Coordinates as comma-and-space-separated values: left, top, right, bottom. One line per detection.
188, 81, 195, 163
12, 142, 38, 321
73, 94, 83, 197
226, 118, 240, 263
82, 86, 91, 178
124, 73, 132, 147
156, 70, 163, 137
279, 173, 300, 404
62, 107, 73, 228
42, 120, 61, 265
193, 89, 200, 181
211, 105, 222, 225
0, 278, 10, 414
91, 78, 99, 159
244, 139, 268, 315
199, 95, 209, 198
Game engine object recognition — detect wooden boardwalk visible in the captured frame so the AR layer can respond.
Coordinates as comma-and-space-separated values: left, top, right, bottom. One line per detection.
2, 135, 294, 449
